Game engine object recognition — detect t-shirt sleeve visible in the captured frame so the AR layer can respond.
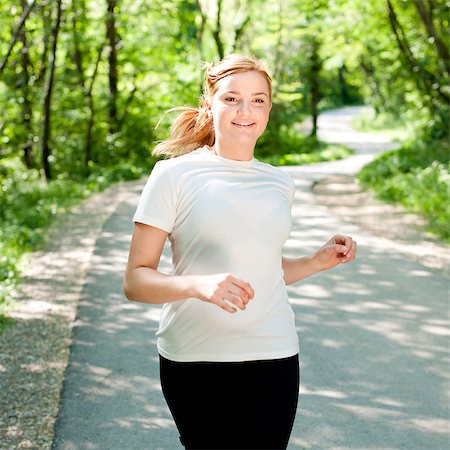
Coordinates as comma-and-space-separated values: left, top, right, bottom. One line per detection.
132, 160, 177, 233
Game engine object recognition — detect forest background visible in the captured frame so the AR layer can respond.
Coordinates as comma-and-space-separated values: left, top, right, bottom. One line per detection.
0, 0, 449, 325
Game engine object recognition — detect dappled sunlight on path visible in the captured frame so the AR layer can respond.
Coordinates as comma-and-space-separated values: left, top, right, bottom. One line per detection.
284, 164, 449, 449
53, 198, 178, 449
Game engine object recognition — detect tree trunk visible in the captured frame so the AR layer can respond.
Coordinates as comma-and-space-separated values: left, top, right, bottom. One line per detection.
232, 12, 251, 53
72, 0, 86, 90
68, 0, 101, 168
359, 57, 386, 111
412, 0, 449, 74
309, 38, 320, 138
37, 4, 52, 84
118, 72, 137, 130
385, 0, 449, 104
86, 43, 104, 167
19, 0, 34, 169
273, 0, 284, 86
195, 0, 206, 93
0, 0, 36, 74
212, 0, 224, 59
106, 0, 119, 134
338, 64, 350, 105
41, 0, 62, 181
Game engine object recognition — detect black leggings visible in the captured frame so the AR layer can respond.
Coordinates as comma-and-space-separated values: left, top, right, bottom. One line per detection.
159, 353, 300, 450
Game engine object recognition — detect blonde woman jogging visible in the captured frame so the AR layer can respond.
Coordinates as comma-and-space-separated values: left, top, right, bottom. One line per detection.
123, 54, 357, 450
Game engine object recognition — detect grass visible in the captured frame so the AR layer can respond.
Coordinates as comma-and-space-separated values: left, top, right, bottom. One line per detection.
353, 104, 450, 242
358, 137, 450, 241
256, 125, 353, 166
257, 142, 352, 166
352, 107, 449, 241
352, 108, 413, 142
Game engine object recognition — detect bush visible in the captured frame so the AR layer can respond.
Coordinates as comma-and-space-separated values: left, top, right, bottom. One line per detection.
358, 137, 450, 240
256, 128, 353, 166
258, 144, 352, 166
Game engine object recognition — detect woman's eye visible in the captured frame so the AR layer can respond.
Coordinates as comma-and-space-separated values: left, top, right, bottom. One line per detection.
224, 97, 237, 102
254, 98, 265, 103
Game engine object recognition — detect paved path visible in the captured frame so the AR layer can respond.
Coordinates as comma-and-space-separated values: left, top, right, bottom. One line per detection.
53, 107, 450, 450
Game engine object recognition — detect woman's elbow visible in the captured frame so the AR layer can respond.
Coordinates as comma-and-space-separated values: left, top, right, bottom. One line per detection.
122, 279, 134, 301
123, 267, 144, 301
122, 275, 155, 304
123, 272, 140, 301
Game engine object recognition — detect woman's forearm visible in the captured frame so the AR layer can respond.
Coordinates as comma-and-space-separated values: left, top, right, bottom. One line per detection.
282, 234, 357, 285
124, 267, 254, 313
282, 255, 323, 285
123, 267, 196, 304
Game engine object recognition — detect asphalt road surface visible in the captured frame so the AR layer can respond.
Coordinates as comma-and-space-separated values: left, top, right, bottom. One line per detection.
53, 107, 450, 450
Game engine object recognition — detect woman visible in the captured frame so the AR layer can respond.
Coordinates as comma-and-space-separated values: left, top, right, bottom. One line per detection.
123, 54, 357, 450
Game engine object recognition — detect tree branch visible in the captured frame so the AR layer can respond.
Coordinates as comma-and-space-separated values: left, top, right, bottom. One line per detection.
232, 6, 251, 54
118, 72, 138, 129
385, 0, 449, 103
41, 0, 63, 181
412, 0, 449, 74
212, 0, 224, 59
0, 0, 37, 74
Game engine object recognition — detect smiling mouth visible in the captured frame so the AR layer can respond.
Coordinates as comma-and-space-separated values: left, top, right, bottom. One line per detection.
232, 121, 256, 127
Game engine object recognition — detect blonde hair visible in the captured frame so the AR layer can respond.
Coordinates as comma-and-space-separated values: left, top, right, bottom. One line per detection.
153, 54, 272, 158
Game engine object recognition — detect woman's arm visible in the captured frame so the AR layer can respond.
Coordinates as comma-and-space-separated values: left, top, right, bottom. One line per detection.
123, 223, 194, 303
282, 234, 357, 285
123, 223, 254, 313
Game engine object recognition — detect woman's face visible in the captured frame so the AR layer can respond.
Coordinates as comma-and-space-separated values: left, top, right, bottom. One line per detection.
208, 70, 272, 149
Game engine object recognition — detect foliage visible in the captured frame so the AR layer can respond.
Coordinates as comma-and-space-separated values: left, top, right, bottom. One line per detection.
352, 108, 413, 142
1, 0, 447, 175
358, 138, 450, 240
260, 144, 352, 166
256, 130, 353, 165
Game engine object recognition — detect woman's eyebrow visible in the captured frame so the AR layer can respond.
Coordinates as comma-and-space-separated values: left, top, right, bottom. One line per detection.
224, 90, 268, 97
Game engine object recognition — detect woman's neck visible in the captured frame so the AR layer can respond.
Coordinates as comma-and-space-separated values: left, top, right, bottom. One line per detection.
211, 141, 255, 161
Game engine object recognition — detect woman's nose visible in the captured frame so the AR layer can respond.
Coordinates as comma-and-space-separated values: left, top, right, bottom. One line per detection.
238, 100, 250, 115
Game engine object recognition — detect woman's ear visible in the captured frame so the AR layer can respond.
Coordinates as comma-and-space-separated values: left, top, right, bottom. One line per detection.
203, 98, 212, 117
200, 95, 212, 117
200, 95, 211, 108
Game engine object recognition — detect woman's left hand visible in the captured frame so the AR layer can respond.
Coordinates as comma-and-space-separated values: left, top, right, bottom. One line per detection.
313, 234, 357, 272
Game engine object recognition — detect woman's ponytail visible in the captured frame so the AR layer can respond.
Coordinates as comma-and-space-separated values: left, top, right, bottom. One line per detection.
152, 105, 215, 158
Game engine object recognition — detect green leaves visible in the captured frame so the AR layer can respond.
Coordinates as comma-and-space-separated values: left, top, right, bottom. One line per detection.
358, 138, 450, 240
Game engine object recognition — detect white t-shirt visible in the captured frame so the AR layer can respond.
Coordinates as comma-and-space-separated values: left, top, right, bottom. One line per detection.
132, 146, 299, 362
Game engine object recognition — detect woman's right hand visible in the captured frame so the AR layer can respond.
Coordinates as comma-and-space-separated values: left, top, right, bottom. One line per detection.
190, 273, 254, 314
